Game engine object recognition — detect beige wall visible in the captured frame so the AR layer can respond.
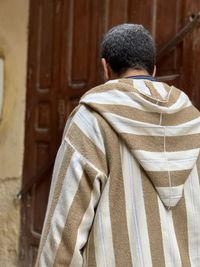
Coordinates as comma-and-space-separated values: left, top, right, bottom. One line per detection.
0, 1, 29, 266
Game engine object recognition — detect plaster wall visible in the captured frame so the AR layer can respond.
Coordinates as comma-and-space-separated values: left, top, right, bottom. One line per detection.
0, 1, 29, 266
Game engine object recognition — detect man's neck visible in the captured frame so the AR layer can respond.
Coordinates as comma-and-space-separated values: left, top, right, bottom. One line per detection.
119, 69, 150, 78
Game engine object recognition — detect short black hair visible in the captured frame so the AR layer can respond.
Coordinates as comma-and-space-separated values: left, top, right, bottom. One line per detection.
101, 24, 156, 75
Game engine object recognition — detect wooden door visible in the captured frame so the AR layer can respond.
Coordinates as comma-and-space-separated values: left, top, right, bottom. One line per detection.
19, 0, 63, 265
19, 0, 200, 266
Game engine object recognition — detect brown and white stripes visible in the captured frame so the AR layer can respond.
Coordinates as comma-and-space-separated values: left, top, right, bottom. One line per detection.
35, 78, 200, 266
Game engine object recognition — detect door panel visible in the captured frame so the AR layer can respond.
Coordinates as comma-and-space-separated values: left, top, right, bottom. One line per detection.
155, 0, 183, 86
69, 0, 93, 85
180, 0, 200, 106
20, 0, 62, 266
60, 0, 105, 97
20, 0, 200, 266
128, 0, 157, 29
107, 0, 129, 25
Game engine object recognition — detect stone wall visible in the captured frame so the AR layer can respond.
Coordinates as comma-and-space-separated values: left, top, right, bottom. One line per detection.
0, 1, 29, 266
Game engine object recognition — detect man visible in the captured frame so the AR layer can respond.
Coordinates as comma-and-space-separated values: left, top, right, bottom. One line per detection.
35, 24, 200, 266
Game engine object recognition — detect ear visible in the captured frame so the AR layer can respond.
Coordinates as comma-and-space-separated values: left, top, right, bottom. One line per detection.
152, 65, 156, 77
101, 58, 110, 81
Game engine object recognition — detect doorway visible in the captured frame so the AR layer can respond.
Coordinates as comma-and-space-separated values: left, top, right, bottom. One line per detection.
19, 0, 200, 266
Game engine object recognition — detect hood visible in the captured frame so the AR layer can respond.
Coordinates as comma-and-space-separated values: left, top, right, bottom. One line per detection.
80, 78, 200, 209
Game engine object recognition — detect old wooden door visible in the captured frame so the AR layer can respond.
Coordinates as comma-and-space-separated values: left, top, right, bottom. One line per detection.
19, 0, 200, 266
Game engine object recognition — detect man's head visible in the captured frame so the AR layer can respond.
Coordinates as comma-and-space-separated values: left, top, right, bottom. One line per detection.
101, 24, 156, 80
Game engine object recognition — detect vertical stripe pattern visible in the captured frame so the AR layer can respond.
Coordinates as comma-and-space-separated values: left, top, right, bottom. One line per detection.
35, 78, 200, 266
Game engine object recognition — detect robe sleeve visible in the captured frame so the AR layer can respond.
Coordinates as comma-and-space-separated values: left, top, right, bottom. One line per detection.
35, 106, 107, 267
35, 138, 106, 267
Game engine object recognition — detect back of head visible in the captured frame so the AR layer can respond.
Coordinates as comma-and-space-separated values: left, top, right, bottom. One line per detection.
101, 24, 156, 76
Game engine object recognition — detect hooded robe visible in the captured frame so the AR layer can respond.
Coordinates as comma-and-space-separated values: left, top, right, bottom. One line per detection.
35, 77, 200, 267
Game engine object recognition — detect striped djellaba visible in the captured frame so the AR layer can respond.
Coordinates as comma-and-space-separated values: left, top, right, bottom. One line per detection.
35, 78, 200, 267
